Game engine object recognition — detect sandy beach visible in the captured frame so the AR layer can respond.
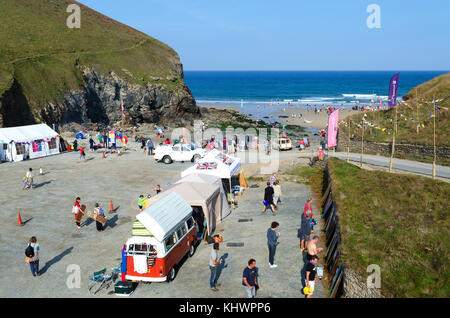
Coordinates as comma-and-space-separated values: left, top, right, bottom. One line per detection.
274, 108, 360, 129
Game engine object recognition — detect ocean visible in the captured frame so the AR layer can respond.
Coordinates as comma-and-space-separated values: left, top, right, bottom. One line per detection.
184, 70, 447, 122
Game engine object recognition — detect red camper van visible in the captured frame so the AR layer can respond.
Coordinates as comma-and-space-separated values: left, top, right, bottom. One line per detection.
125, 192, 198, 282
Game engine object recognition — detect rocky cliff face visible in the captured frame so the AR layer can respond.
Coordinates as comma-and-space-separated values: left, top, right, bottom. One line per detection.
37, 66, 200, 129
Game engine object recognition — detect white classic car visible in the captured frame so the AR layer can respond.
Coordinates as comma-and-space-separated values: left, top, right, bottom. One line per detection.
154, 144, 207, 164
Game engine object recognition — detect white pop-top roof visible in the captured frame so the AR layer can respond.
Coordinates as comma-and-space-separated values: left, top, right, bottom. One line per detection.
0, 124, 58, 143
180, 149, 241, 179
136, 192, 192, 242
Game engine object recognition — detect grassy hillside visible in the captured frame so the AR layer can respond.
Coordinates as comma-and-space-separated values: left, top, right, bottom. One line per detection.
345, 72, 450, 147
328, 158, 450, 297
0, 0, 185, 110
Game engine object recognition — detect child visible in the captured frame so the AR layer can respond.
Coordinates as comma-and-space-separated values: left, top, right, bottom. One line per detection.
22, 177, 28, 190
152, 185, 163, 194
138, 195, 145, 212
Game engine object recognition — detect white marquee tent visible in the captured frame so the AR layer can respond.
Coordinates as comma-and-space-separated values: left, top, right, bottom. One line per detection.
180, 149, 241, 193
0, 124, 60, 162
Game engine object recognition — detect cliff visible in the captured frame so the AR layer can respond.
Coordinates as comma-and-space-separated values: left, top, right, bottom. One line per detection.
0, 0, 200, 128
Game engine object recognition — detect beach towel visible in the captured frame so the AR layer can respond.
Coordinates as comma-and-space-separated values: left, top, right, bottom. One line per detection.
133, 255, 148, 274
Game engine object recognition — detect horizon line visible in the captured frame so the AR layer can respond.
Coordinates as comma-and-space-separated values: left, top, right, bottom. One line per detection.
184, 69, 450, 72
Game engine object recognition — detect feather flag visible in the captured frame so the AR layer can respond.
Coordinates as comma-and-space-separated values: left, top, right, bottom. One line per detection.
121, 100, 126, 117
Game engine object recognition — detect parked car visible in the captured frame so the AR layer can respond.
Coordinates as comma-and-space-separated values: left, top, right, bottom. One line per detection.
273, 138, 293, 151
154, 144, 206, 164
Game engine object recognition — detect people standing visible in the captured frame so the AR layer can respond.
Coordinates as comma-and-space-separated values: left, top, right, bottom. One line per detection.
267, 222, 280, 268
26, 236, 40, 277
273, 180, 282, 207
147, 138, 154, 155
242, 259, 258, 298
300, 211, 312, 252
152, 185, 163, 194
73, 139, 78, 151
305, 255, 319, 298
72, 197, 82, 230
78, 147, 86, 162
304, 198, 316, 233
94, 203, 105, 232
269, 172, 277, 187
89, 137, 95, 151
209, 243, 222, 291
138, 195, 145, 212
25, 168, 34, 190
262, 182, 275, 216
307, 236, 323, 261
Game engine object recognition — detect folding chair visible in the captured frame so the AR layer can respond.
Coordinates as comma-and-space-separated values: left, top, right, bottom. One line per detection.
88, 268, 112, 295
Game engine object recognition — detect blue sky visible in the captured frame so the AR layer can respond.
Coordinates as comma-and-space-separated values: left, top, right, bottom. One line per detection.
78, 0, 450, 71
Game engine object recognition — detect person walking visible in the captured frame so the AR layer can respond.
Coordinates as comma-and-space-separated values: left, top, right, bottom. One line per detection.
269, 172, 277, 186
262, 182, 275, 215
26, 236, 40, 277
305, 255, 319, 298
242, 259, 258, 298
72, 197, 82, 230
209, 243, 222, 291
93, 203, 105, 232
267, 222, 280, 268
78, 147, 86, 162
138, 195, 146, 212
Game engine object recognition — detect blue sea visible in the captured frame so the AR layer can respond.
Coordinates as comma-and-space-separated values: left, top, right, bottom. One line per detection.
184, 71, 447, 121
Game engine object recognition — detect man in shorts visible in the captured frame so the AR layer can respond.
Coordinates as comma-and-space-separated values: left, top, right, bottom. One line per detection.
300, 211, 312, 252
307, 236, 323, 261
305, 255, 319, 298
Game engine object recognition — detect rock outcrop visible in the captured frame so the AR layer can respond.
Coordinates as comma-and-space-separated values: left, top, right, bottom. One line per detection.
37, 66, 200, 129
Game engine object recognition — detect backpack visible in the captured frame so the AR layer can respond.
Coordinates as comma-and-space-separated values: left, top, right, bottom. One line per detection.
25, 245, 35, 258
98, 207, 105, 217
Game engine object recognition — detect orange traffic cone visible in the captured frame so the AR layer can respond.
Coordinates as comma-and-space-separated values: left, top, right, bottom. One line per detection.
110, 200, 114, 212
17, 212, 23, 226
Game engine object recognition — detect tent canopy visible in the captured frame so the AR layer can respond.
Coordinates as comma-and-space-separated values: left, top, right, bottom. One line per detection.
0, 124, 58, 143
175, 173, 231, 222
149, 181, 223, 234
180, 149, 241, 179
136, 192, 192, 242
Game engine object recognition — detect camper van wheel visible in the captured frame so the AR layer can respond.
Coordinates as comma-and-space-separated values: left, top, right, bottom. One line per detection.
167, 266, 177, 282
192, 154, 201, 163
188, 243, 195, 257
162, 156, 172, 164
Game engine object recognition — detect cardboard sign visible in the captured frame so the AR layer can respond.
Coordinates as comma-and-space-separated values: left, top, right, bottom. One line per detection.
87, 211, 107, 225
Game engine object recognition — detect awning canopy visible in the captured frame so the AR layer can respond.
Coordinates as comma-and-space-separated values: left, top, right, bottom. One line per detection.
136, 192, 192, 242
149, 181, 223, 234
175, 173, 231, 222
0, 124, 58, 143
180, 149, 241, 179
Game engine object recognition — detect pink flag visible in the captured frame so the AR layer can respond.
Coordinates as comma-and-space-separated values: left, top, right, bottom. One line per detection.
327, 109, 339, 148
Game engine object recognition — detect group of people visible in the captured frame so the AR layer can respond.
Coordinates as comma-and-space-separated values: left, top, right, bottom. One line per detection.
262, 173, 282, 216
72, 197, 106, 232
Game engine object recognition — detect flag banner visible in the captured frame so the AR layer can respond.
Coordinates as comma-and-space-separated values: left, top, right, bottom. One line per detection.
327, 109, 339, 148
388, 73, 400, 108
121, 100, 126, 117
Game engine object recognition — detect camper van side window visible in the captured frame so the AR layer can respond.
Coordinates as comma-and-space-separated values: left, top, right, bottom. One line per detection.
165, 233, 177, 252
186, 217, 194, 229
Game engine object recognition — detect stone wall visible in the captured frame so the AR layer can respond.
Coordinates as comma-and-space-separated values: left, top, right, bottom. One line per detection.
337, 133, 450, 160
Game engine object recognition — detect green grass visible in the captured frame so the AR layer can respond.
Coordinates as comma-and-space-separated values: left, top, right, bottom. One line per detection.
345, 72, 450, 147
285, 166, 323, 185
327, 158, 450, 297
0, 0, 186, 111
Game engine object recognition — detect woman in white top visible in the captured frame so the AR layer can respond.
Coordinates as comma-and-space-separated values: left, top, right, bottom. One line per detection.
273, 180, 282, 207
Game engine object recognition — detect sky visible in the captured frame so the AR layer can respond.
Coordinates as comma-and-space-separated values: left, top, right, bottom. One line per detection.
77, 0, 450, 71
